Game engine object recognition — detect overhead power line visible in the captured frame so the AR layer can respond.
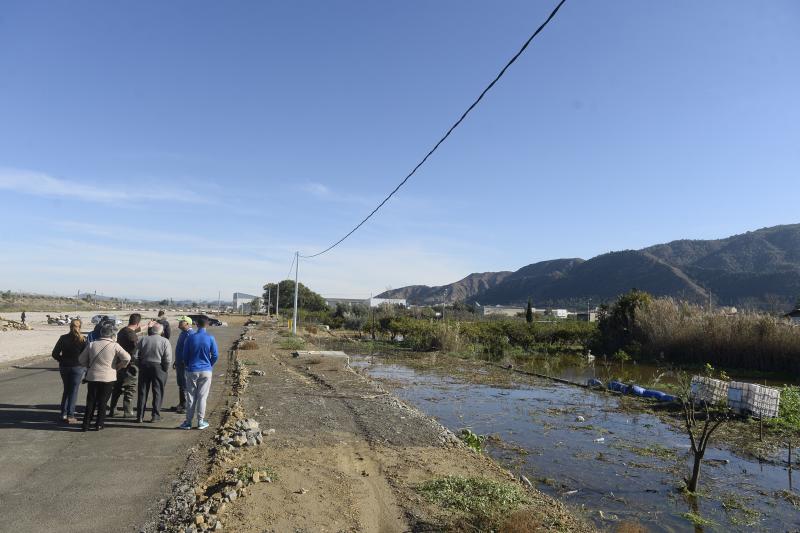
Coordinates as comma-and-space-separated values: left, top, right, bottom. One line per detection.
286, 253, 296, 280
300, 0, 568, 258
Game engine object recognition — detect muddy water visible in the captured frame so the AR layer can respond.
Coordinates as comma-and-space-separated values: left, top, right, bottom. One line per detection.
512, 353, 800, 390
352, 355, 800, 532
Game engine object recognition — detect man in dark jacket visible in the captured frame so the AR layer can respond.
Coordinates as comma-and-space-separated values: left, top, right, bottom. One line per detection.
148, 310, 171, 339
108, 313, 140, 418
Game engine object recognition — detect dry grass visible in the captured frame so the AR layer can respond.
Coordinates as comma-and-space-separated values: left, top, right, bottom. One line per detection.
239, 340, 259, 350
634, 298, 800, 373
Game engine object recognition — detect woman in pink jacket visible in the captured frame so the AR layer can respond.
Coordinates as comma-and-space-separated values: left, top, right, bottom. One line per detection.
78, 321, 131, 431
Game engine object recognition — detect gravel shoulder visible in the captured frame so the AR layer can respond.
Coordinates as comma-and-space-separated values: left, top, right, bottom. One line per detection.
170, 321, 595, 532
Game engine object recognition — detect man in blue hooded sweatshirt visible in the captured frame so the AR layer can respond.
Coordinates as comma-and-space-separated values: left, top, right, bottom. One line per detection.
171, 316, 195, 413
179, 316, 218, 430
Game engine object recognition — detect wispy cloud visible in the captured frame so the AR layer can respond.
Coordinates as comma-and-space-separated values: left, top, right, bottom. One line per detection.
299, 181, 372, 206
0, 168, 210, 204
302, 182, 331, 197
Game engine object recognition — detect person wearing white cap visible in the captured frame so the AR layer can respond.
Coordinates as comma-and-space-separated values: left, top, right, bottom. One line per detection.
171, 316, 195, 413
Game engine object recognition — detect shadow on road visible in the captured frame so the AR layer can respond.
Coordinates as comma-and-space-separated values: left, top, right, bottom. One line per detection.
0, 405, 186, 432
0, 404, 81, 431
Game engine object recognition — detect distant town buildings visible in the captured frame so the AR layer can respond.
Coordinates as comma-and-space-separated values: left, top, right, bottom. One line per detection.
481, 305, 526, 317
369, 297, 407, 308
324, 297, 407, 308
576, 311, 597, 322
324, 297, 366, 308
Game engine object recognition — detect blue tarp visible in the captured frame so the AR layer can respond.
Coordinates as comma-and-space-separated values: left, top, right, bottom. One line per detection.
607, 381, 676, 402
608, 381, 629, 394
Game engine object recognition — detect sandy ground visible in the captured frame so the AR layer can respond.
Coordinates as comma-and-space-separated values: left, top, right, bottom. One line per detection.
169, 322, 594, 532
0, 310, 222, 365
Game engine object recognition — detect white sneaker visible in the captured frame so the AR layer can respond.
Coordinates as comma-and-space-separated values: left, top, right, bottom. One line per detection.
197, 419, 210, 430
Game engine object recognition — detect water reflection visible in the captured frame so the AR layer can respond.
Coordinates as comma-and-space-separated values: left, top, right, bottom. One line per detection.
353, 355, 800, 532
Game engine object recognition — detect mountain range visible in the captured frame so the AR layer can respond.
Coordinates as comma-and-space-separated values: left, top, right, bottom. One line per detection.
377, 224, 800, 309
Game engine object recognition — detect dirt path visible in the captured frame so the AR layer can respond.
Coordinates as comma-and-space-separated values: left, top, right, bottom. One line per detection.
174, 322, 594, 532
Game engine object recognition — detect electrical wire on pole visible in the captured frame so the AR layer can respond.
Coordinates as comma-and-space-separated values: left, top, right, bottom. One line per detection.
276, 253, 296, 318
292, 251, 299, 335
287, 0, 568, 329
299, 0, 567, 260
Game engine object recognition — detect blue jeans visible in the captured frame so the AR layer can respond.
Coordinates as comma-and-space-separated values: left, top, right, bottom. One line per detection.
59, 366, 85, 418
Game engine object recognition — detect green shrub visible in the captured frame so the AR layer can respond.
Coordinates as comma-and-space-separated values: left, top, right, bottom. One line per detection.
280, 337, 305, 350
418, 476, 531, 523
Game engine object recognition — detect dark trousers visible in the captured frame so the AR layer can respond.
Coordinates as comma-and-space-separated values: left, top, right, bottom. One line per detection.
108, 370, 137, 416
59, 366, 85, 418
137, 363, 167, 419
83, 381, 114, 429
175, 361, 186, 407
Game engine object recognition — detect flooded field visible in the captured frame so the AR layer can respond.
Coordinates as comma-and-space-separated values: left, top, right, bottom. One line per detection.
510, 352, 800, 391
351, 354, 800, 532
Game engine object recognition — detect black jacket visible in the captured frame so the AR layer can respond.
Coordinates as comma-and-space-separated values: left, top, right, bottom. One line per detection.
52, 333, 86, 367
117, 328, 139, 359
148, 318, 171, 339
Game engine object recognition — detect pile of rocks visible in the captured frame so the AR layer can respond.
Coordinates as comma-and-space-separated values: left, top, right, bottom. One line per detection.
216, 418, 267, 451
231, 361, 249, 395
180, 465, 275, 533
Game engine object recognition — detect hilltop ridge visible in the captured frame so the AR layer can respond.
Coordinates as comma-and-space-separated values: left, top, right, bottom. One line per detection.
378, 224, 800, 308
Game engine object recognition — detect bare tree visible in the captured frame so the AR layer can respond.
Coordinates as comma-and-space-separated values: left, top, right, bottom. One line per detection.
681, 400, 728, 492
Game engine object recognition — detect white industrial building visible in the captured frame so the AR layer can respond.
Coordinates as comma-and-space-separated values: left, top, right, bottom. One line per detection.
232, 292, 260, 313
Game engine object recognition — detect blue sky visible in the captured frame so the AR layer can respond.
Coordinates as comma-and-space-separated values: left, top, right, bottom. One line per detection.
1, 1, 798, 301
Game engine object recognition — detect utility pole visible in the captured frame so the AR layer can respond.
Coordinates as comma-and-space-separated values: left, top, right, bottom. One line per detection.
276, 282, 280, 317
267, 287, 272, 317
292, 251, 299, 335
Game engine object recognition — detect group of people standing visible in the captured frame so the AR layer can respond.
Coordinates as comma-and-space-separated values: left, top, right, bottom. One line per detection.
51, 310, 219, 432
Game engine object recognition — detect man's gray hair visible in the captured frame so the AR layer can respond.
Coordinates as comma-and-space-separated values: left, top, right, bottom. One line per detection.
100, 322, 117, 338
151, 322, 164, 335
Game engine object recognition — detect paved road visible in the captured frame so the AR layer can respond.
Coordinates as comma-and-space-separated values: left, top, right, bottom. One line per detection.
0, 326, 239, 533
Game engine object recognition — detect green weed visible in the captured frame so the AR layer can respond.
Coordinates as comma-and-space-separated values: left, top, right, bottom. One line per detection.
681, 511, 716, 527
458, 429, 486, 452
418, 476, 531, 523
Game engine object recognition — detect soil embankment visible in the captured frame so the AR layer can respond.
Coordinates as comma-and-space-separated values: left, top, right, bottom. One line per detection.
164, 320, 594, 532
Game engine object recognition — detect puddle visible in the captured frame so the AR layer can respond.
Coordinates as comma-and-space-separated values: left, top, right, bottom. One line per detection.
353, 355, 800, 532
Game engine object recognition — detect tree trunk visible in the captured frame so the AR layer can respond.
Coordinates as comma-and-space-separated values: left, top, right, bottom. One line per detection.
688, 449, 703, 492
